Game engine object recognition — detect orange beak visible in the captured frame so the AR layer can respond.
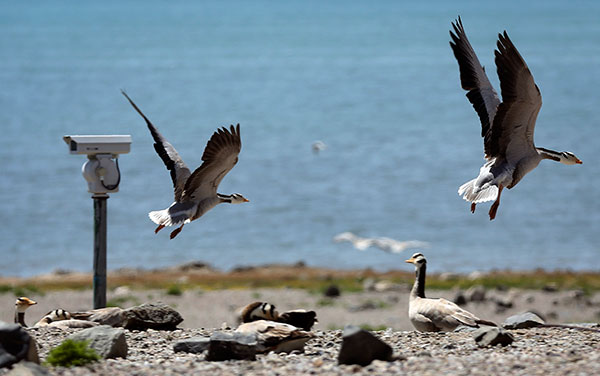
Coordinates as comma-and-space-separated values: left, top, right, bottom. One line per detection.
576, 159, 583, 164
243, 198, 250, 202
405, 258, 415, 264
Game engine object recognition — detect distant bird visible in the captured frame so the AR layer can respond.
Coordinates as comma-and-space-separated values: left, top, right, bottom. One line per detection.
311, 140, 327, 154
14, 297, 37, 327
405, 253, 496, 332
333, 232, 429, 254
122, 91, 249, 239
236, 320, 315, 353
237, 301, 318, 331
449, 17, 582, 220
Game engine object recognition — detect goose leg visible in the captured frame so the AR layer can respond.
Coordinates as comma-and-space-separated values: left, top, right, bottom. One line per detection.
471, 203, 476, 213
488, 184, 503, 221
170, 224, 184, 239
155, 224, 165, 234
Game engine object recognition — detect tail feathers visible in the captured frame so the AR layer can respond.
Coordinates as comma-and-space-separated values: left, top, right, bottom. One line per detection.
458, 179, 498, 204
148, 202, 196, 227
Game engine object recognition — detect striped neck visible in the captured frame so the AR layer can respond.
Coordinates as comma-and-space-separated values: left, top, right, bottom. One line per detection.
15, 311, 27, 327
411, 263, 426, 299
217, 193, 233, 203
536, 147, 561, 162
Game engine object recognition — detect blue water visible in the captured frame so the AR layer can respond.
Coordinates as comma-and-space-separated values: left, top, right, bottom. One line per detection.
1, 1, 599, 277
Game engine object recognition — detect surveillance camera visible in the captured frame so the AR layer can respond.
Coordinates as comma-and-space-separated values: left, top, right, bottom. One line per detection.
63, 135, 131, 156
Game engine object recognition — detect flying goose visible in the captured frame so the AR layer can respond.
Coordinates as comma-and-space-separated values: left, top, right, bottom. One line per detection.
122, 91, 249, 238
405, 253, 496, 332
449, 17, 582, 220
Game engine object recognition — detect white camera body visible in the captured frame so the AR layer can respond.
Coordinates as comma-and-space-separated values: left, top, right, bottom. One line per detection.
63, 135, 131, 156
64, 135, 131, 194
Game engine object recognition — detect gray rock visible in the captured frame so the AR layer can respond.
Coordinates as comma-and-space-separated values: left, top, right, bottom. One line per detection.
324, 285, 341, 298
473, 327, 515, 347
205, 332, 258, 361
67, 325, 127, 359
338, 325, 393, 366
0, 322, 39, 368
173, 337, 211, 354
122, 303, 183, 330
465, 285, 486, 302
453, 291, 467, 306
503, 312, 545, 329
5, 361, 49, 376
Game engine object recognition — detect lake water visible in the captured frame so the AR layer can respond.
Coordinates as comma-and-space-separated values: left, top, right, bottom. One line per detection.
1, 0, 598, 277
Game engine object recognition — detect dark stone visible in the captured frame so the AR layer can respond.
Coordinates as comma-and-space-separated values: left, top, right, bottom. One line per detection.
324, 285, 341, 298
503, 312, 545, 329
453, 291, 467, 306
278, 310, 318, 331
122, 303, 183, 330
473, 327, 515, 347
5, 361, 49, 376
173, 337, 211, 354
338, 325, 393, 366
67, 325, 127, 359
0, 322, 39, 368
465, 285, 486, 302
205, 332, 257, 361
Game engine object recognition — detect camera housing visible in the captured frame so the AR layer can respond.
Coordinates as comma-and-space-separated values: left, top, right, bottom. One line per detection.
63, 135, 132, 156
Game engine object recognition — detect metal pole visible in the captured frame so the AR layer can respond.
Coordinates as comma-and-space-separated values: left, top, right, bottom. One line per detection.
92, 193, 108, 309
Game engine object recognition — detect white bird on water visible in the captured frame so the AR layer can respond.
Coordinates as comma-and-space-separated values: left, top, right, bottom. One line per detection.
333, 232, 429, 254
122, 91, 249, 239
450, 17, 582, 220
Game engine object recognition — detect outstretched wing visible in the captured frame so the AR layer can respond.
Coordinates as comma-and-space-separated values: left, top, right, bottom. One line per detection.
181, 124, 242, 201
489, 32, 542, 164
121, 91, 191, 201
449, 16, 501, 144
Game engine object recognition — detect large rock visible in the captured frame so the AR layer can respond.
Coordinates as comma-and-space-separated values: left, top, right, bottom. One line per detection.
173, 337, 211, 354
0, 322, 39, 368
205, 332, 257, 361
503, 312, 545, 329
67, 325, 127, 359
338, 326, 393, 366
473, 327, 515, 347
122, 303, 183, 330
465, 285, 486, 302
5, 361, 49, 376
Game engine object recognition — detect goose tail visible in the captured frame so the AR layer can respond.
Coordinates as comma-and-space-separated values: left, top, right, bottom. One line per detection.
458, 178, 498, 204
148, 202, 196, 227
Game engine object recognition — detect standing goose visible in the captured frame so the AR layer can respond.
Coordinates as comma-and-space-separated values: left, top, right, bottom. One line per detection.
449, 17, 582, 220
14, 297, 37, 326
122, 91, 249, 239
405, 253, 496, 332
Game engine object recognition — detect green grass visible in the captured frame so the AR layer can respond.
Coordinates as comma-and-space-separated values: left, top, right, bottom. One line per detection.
45, 340, 100, 367
106, 296, 140, 308
166, 284, 183, 296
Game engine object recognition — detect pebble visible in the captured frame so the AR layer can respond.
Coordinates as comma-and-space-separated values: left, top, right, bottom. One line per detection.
12, 326, 599, 375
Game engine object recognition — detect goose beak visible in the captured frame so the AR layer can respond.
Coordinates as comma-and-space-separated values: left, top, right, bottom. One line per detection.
576, 159, 582, 164
243, 198, 250, 202
405, 258, 415, 264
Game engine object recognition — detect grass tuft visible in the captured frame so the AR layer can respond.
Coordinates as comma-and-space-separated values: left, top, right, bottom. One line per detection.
45, 339, 100, 367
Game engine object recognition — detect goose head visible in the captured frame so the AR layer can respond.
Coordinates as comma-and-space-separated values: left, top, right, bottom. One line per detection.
15, 297, 37, 313
559, 151, 582, 165
231, 193, 250, 204
240, 302, 279, 323
405, 252, 427, 269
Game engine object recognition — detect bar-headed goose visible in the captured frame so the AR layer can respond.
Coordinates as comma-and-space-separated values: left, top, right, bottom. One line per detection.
450, 17, 582, 220
236, 320, 315, 353
405, 253, 496, 332
14, 297, 37, 326
122, 91, 249, 238
237, 302, 318, 331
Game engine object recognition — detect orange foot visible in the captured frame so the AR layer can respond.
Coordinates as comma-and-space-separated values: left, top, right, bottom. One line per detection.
471, 203, 476, 213
170, 225, 184, 239
155, 224, 165, 234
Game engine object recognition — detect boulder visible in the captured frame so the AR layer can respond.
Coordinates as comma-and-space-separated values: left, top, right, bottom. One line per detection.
465, 285, 486, 302
503, 312, 545, 329
5, 361, 49, 376
473, 327, 515, 347
205, 332, 258, 361
122, 303, 183, 330
324, 285, 341, 298
173, 337, 211, 354
338, 325, 393, 366
67, 325, 127, 359
0, 322, 39, 368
